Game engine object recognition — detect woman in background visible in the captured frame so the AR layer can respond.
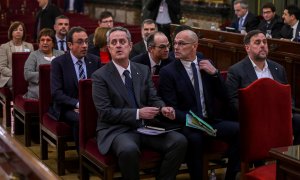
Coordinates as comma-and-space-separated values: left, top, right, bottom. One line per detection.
24, 28, 64, 99
93, 27, 111, 64
0, 21, 34, 89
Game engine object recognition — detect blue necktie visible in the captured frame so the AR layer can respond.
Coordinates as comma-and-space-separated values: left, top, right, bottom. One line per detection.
59, 40, 65, 51
76, 60, 86, 80
238, 17, 243, 31
123, 70, 143, 127
154, 64, 160, 75
191, 62, 203, 117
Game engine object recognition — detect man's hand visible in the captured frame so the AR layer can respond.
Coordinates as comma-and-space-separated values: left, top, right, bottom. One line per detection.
139, 107, 160, 119
161, 107, 175, 120
74, 108, 79, 113
199, 59, 217, 75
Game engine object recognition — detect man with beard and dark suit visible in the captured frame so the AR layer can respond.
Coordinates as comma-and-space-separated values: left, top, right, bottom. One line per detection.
257, 2, 284, 39
226, 30, 300, 145
92, 26, 187, 179
231, 0, 259, 33
130, 19, 157, 58
35, 0, 61, 40
131, 31, 174, 75
280, 5, 300, 41
158, 29, 240, 180
49, 27, 101, 150
54, 15, 70, 52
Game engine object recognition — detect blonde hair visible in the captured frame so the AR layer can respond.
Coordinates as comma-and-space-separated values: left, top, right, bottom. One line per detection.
93, 27, 110, 49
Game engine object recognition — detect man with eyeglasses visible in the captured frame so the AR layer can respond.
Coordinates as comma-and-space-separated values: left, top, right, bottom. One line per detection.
131, 31, 174, 75
88, 11, 114, 56
49, 26, 101, 150
92, 26, 187, 179
257, 2, 284, 39
130, 19, 157, 58
158, 29, 240, 180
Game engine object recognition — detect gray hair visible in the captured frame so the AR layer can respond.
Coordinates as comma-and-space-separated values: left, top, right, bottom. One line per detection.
106, 26, 132, 44
234, 0, 248, 9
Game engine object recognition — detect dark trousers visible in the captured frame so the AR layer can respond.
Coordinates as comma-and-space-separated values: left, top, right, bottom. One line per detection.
62, 110, 79, 151
181, 119, 240, 180
111, 130, 187, 180
157, 23, 172, 43
293, 113, 300, 145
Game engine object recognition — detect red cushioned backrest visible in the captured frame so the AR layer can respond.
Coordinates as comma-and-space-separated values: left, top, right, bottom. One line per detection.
12, 52, 30, 100
79, 79, 97, 149
39, 64, 51, 124
239, 78, 293, 162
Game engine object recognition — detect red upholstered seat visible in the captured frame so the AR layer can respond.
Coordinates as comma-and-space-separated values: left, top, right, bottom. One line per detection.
14, 95, 38, 112
79, 79, 162, 180
39, 64, 75, 175
12, 52, 38, 147
0, 87, 12, 128
239, 78, 293, 180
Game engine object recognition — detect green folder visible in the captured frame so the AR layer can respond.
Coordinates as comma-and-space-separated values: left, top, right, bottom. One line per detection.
186, 110, 217, 137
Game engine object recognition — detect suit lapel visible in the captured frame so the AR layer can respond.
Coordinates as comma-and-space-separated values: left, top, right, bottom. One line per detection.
66, 53, 79, 88
243, 57, 258, 83
175, 60, 196, 98
85, 55, 94, 78
267, 60, 281, 83
130, 64, 141, 106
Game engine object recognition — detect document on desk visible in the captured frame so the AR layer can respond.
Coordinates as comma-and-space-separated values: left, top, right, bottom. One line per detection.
186, 110, 217, 137
137, 119, 182, 135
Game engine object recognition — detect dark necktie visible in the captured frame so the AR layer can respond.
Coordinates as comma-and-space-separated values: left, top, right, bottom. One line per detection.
123, 70, 143, 127
59, 40, 65, 51
153, 64, 160, 75
76, 60, 86, 80
191, 62, 203, 117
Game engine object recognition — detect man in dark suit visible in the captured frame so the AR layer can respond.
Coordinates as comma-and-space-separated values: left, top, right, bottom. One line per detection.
158, 29, 240, 180
131, 31, 174, 75
49, 26, 101, 149
280, 5, 300, 41
226, 29, 300, 144
92, 27, 187, 179
35, 0, 61, 41
257, 2, 284, 39
146, 0, 181, 42
231, 0, 259, 33
53, 15, 70, 52
87, 11, 114, 56
130, 19, 157, 58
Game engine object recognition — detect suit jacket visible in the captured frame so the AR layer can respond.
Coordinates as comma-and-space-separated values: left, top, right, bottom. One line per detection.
129, 41, 147, 59
226, 56, 287, 120
24, 49, 64, 99
0, 41, 34, 87
257, 14, 284, 39
49, 52, 101, 120
280, 23, 300, 41
131, 52, 174, 74
158, 59, 226, 124
146, 0, 181, 24
35, 3, 61, 40
92, 61, 165, 154
231, 11, 260, 32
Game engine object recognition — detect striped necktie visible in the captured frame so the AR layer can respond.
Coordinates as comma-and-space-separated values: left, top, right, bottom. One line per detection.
76, 60, 86, 80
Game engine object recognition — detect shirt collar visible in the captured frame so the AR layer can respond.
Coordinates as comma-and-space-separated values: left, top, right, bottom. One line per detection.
71, 52, 85, 65
148, 53, 161, 68
249, 56, 268, 71
56, 35, 66, 42
180, 57, 198, 68
112, 60, 131, 77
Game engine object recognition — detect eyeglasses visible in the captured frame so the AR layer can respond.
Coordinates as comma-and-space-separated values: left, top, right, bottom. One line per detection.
153, 44, 170, 49
173, 41, 196, 47
73, 39, 89, 46
101, 20, 113, 24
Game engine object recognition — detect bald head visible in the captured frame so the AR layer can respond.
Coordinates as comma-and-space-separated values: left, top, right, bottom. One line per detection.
174, 30, 198, 61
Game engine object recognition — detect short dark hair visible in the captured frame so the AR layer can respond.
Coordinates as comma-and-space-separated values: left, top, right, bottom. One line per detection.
146, 31, 165, 48
285, 5, 300, 20
55, 14, 69, 23
67, 26, 87, 43
243, 30, 265, 45
37, 28, 56, 44
262, 2, 276, 12
8, 21, 27, 41
141, 19, 157, 28
106, 26, 131, 44
99, 11, 114, 22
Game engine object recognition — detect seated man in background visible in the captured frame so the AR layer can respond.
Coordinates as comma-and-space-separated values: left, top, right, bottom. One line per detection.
92, 26, 187, 179
54, 15, 70, 52
226, 29, 300, 145
130, 19, 157, 58
159, 29, 240, 180
88, 11, 114, 56
231, 0, 259, 33
257, 2, 284, 39
280, 5, 300, 41
131, 31, 174, 75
